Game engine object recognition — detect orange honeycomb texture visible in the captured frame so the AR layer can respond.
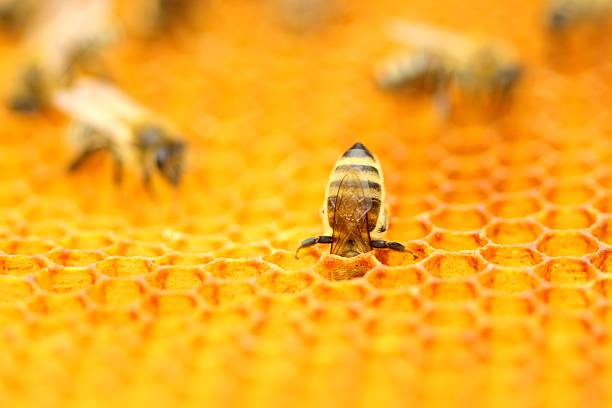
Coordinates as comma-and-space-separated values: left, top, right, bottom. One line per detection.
1, 0, 612, 406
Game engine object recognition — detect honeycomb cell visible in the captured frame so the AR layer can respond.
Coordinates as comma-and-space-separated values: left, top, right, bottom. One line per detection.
95, 257, 157, 278
535, 258, 597, 285
167, 234, 230, 253
63, 231, 116, 250
591, 249, 612, 273
429, 206, 489, 231
46, 248, 106, 267
314, 253, 379, 280
427, 231, 488, 251
485, 220, 542, 244
0, 237, 57, 255
544, 182, 597, 205
369, 289, 421, 314
0, 276, 34, 305
594, 193, 612, 213
0, 255, 48, 276
146, 293, 199, 317
423, 306, 478, 329
365, 265, 425, 289
256, 269, 317, 293
493, 172, 542, 193
373, 243, 427, 266
146, 265, 205, 290
538, 287, 593, 311
153, 252, 213, 266
203, 258, 275, 279
481, 294, 536, 317
424, 253, 485, 279
440, 181, 491, 204
105, 240, 167, 257
384, 218, 432, 241
539, 207, 597, 230
488, 193, 543, 218
90, 279, 147, 308
537, 232, 600, 257
200, 280, 258, 307
214, 243, 273, 258
591, 217, 612, 245
421, 280, 479, 303
480, 245, 543, 267
479, 266, 541, 293
35, 265, 96, 293
263, 250, 320, 271
309, 280, 372, 302
28, 293, 88, 315
594, 277, 612, 301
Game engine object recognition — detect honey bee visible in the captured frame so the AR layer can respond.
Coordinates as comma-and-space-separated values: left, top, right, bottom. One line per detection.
271, 0, 337, 31
296, 143, 409, 259
0, 0, 37, 33
547, 0, 612, 33
53, 77, 186, 189
8, 0, 116, 112
381, 20, 523, 106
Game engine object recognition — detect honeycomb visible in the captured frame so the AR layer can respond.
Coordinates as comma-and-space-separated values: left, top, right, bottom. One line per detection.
1, 0, 612, 406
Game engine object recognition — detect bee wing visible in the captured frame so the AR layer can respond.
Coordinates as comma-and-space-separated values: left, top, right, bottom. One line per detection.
385, 20, 474, 62
330, 170, 373, 256
53, 77, 143, 144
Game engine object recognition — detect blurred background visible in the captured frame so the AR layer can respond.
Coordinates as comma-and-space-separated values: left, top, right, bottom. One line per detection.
0, 0, 611, 406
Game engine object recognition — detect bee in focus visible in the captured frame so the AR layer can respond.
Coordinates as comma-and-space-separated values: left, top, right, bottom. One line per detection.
53, 77, 186, 190
8, 0, 116, 113
378, 20, 523, 112
296, 143, 409, 259
546, 0, 612, 34
0, 0, 37, 33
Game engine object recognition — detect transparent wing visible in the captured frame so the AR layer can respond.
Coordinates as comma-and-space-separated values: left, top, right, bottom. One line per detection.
330, 170, 372, 256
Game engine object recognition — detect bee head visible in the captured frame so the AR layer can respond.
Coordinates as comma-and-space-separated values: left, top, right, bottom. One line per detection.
155, 140, 186, 187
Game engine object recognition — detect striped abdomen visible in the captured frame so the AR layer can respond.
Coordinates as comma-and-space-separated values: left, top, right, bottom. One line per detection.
325, 142, 386, 233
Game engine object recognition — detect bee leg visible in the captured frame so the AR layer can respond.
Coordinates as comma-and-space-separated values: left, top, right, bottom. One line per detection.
295, 235, 333, 259
371, 240, 417, 259
67, 146, 106, 173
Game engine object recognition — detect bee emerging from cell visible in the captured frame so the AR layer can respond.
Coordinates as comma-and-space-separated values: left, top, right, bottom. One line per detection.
53, 77, 186, 190
296, 143, 412, 259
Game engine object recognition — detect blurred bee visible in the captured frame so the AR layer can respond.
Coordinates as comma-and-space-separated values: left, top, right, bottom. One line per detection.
381, 20, 523, 107
53, 77, 186, 189
271, 0, 337, 31
116, 0, 193, 37
0, 0, 37, 33
547, 0, 612, 33
8, 0, 116, 113
296, 143, 409, 259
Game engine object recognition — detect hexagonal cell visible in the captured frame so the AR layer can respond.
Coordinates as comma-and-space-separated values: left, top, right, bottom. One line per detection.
594, 193, 612, 214
263, 249, 320, 271
537, 287, 593, 311
26, 220, 70, 241
199, 280, 258, 307
392, 196, 436, 218
537, 232, 600, 257
0, 276, 34, 305
46, 248, 106, 267
591, 249, 612, 273
429, 206, 489, 231
105, 240, 167, 257
535, 258, 597, 286
153, 252, 213, 266
422, 305, 477, 329
89, 279, 147, 308
591, 217, 612, 245
539, 207, 597, 230
593, 277, 612, 301
95, 257, 157, 278
214, 243, 273, 258
427, 231, 488, 251
493, 172, 542, 193
368, 289, 420, 314
0, 237, 57, 255
373, 242, 427, 266
27, 292, 88, 315
313, 253, 379, 280
62, 230, 116, 250
0, 255, 48, 276
421, 280, 479, 303
440, 181, 491, 205
480, 294, 536, 317
479, 266, 541, 293
544, 182, 596, 205
488, 193, 543, 218
35, 265, 96, 293
485, 220, 542, 244
146, 294, 199, 317
146, 265, 205, 290
365, 265, 425, 289
480, 245, 543, 267
424, 253, 485, 279
256, 269, 317, 293
166, 234, 230, 254
309, 280, 372, 302
384, 218, 432, 241
203, 258, 274, 279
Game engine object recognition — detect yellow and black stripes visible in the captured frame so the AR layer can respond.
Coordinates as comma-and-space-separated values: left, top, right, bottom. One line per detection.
324, 142, 387, 234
